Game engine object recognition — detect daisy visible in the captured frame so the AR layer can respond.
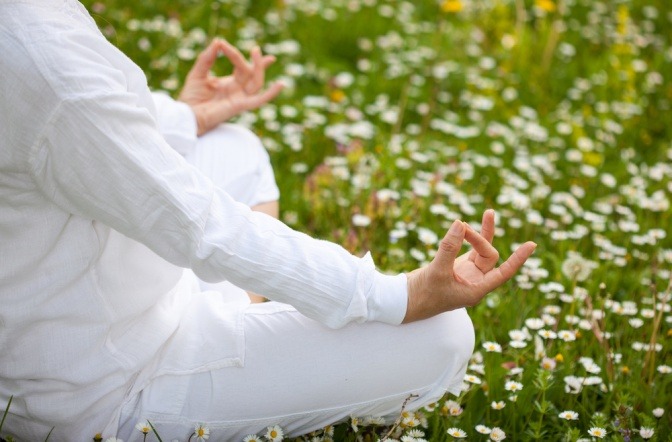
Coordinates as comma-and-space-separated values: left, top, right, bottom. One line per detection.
538, 329, 557, 339
558, 410, 579, 420
401, 413, 421, 428
489, 427, 506, 441
363, 416, 385, 426
194, 424, 210, 441
407, 429, 425, 438
351, 214, 371, 227
464, 374, 482, 384
469, 363, 485, 375
525, 318, 545, 330
423, 402, 438, 412
558, 330, 576, 342
350, 416, 360, 433
135, 421, 151, 435
639, 427, 655, 439
491, 401, 506, 410
482, 341, 503, 352
446, 428, 467, 438
265, 425, 284, 442
243, 436, 263, 442
504, 380, 523, 392
541, 357, 556, 371
444, 400, 464, 416
475, 425, 492, 434
587, 427, 607, 438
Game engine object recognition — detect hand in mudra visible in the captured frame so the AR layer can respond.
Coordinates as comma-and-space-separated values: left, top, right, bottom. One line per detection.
404, 210, 536, 323
179, 38, 284, 136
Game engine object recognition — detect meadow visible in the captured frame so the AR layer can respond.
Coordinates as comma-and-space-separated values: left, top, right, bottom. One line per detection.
4, 0, 671, 440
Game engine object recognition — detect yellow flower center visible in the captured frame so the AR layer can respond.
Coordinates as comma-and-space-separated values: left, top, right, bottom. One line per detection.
270, 430, 277, 438
197, 428, 205, 436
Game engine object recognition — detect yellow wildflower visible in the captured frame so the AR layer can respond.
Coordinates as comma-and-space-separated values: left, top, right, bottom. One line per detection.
441, 0, 463, 13
330, 89, 345, 103
535, 0, 556, 12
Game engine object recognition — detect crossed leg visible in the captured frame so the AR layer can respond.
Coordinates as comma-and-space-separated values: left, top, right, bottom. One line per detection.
117, 304, 474, 440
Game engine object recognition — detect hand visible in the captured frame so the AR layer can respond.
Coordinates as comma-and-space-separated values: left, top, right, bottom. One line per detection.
179, 38, 284, 136
403, 209, 536, 323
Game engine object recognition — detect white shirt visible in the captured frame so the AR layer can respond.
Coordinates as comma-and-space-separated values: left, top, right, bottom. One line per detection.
0, 0, 407, 436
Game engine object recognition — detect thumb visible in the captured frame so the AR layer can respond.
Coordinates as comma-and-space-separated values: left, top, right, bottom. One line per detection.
432, 220, 465, 272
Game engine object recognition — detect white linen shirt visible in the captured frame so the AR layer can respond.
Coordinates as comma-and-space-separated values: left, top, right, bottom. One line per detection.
0, 0, 407, 437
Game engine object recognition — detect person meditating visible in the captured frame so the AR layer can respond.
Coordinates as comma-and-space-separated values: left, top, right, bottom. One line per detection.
0, 1, 536, 440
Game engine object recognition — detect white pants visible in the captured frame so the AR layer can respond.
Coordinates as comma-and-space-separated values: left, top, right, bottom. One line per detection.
116, 124, 475, 441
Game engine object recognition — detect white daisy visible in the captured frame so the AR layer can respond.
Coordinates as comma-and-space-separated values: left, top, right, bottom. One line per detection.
265, 425, 284, 442
407, 429, 425, 438
657, 364, 672, 374
489, 427, 506, 441
538, 329, 557, 340
639, 427, 655, 439
194, 424, 210, 441
135, 421, 151, 435
243, 435, 263, 442
464, 374, 482, 384
504, 380, 523, 392
475, 424, 491, 434
558, 410, 579, 420
491, 401, 506, 410
446, 428, 467, 438
587, 427, 607, 438
482, 341, 503, 352
558, 330, 576, 342
541, 357, 556, 371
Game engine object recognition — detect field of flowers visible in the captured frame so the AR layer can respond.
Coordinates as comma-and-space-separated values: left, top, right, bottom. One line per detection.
4, 0, 670, 440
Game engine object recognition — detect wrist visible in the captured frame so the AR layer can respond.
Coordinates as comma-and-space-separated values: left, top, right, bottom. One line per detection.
191, 105, 208, 136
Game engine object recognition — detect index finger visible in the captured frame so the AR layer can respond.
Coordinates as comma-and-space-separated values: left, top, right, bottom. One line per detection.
480, 209, 496, 244
481, 241, 537, 292
215, 39, 254, 79
464, 223, 499, 264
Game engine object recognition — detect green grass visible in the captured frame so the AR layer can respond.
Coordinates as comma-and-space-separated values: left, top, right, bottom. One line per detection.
4, 0, 672, 440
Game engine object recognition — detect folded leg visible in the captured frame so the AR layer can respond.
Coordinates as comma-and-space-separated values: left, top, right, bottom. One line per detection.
117, 303, 474, 440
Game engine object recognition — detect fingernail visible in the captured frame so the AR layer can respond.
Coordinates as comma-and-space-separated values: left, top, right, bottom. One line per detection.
449, 219, 462, 234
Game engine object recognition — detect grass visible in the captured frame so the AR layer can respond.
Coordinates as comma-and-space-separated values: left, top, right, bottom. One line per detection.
3, 0, 672, 440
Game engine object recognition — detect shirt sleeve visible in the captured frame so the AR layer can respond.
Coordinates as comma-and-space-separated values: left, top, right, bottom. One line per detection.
29, 89, 408, 328
150, 91, 198, 157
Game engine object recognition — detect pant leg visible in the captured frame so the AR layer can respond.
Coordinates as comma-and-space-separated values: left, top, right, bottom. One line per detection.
184, 123, 279, 208
116, 303, 474, 441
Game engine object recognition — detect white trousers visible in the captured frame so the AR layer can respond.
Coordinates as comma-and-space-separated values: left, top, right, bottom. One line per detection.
116, 124, 475, 441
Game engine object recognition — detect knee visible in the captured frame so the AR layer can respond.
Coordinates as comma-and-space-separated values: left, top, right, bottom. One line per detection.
435, 308, 475, 362
413, 309, 475, 382
216, 124, 268, 159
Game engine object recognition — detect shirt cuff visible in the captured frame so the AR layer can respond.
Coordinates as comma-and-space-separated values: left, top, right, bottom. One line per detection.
367, 272, 408, 325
